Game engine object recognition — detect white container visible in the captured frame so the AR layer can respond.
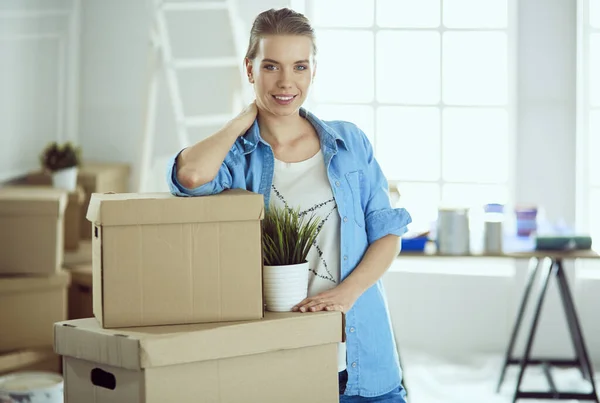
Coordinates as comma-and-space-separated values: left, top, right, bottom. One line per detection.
0, 371, 63, 403
263, 262, 309, 312
52, 166, 78, 191
437, 207, 470, 255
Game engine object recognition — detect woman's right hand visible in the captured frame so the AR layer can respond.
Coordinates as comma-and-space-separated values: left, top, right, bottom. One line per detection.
231, 101, 258, 135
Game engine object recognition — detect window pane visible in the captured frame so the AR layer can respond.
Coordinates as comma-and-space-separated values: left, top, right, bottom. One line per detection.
591, 189, 600, 246
395, 183, 441, 232
591, 0, 600, 28
442, 108, 509, 183
311, 104, 375, 144
591, 111, 600, 186
313, 30, 374, 103
377, 107, 440, 180
377, 31, 441, 104
310, 0, 374, 28
443, 32, 508, 105
442, 184, 509, 208
591, 34, 600, 107
443, 0, 508, 28
376, 0, 440, 28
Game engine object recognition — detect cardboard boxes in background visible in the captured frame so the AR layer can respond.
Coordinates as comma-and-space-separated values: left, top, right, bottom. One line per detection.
64, 186, 85, 251
0, 187, 67, 275
86, 189, 265, 328
0, 271, 69, 353
25, 161, 131, 240
0, 348, 61, 376
54, 312, 343, 403
68, 264, 93, 320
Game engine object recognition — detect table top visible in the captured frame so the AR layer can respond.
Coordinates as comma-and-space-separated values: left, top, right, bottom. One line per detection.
397, 249, 600, 260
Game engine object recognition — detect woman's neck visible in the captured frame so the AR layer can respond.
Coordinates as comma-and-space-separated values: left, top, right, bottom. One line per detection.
257, 109, 306, 147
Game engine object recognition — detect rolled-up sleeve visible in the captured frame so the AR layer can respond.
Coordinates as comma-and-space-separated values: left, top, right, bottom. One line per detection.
166, 149, 232, 197
359, 132, 412, 244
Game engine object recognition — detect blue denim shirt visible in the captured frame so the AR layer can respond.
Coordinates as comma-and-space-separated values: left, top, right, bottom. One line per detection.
166, 108, 412, 397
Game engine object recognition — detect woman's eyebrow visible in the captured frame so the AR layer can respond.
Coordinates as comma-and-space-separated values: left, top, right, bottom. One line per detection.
262, 58, 310, 64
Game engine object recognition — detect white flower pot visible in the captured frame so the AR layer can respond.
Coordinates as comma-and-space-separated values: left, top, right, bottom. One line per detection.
0, 371, 63, 403
51, 166, 78, 191
263, 262, 309, 312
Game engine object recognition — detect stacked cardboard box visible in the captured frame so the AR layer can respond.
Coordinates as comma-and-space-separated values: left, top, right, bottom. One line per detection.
54, 189, 343, 402
0, 187, 71, 374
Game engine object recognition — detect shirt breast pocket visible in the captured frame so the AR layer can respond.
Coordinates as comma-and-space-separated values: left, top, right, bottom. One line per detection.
345, 170, 365, 228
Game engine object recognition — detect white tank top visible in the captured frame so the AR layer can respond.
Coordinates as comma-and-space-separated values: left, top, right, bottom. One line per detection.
270, 149, 347, 372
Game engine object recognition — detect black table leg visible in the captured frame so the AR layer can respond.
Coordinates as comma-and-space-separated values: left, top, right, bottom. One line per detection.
497, 257, 540, 392
512, 257, 555, 403
555, 259, 599, 401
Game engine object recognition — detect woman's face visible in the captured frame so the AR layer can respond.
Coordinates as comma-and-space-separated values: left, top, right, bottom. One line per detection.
246, 35, 316, 117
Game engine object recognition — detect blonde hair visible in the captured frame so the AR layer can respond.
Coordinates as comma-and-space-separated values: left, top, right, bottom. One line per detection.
245, 8, 317, 60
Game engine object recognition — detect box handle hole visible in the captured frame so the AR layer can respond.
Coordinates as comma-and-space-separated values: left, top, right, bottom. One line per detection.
94, 226, 99, 238
91, 368, 116, 390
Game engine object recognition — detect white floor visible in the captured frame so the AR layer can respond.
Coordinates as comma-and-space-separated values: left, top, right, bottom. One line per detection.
401, 350, 600, 403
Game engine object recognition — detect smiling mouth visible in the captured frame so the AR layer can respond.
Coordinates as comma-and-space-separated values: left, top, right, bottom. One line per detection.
272, 95, 297, 101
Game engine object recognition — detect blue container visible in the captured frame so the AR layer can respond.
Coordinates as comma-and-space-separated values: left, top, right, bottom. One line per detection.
401, 237, 428, 253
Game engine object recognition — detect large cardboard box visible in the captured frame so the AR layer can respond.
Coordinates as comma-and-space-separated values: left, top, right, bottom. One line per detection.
86, 189, 265, 328
0, 187, 67, 275
25, 162, 131, 240
65, 186, 85, 251
0, 348, 61, 376
54, 312, 343, 403
0, 271, 70, 353
68, 264, 93, 320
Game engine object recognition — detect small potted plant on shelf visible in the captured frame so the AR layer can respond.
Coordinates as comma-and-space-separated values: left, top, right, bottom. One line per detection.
262, 205, 320, 312
39, 141, 81, 191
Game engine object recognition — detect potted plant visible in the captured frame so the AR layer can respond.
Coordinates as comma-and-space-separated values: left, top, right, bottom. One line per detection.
262, 205, 320, 312
39, 141, 81, 191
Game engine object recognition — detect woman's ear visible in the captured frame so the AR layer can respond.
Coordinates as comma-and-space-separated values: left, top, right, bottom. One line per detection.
244, 58, 254, 84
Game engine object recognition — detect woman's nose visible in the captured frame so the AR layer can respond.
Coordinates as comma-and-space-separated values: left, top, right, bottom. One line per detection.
277, 70, 293, 88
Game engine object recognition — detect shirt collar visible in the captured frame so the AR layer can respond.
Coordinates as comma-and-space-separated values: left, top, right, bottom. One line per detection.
241, 107, 347, 155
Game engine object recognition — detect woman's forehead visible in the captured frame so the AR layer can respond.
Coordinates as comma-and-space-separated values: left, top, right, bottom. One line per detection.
257, 35, 314, 62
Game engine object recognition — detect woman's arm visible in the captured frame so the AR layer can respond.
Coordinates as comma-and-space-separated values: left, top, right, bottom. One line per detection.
176, 102, 257, 189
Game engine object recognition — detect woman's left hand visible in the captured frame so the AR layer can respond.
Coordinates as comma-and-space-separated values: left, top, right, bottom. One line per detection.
292, 283, 362, 314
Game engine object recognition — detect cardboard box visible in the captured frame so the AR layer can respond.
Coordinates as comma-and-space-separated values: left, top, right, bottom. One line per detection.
25, 162, 131, 240
0, 271, 70, 353
86, 189, 265, 328
54, 312, 343, 403
0, 348, 61, 376
64, 240, 92, 268
0, 187, 67, 275
65, 186, 85, 251
68, 264, 93, 320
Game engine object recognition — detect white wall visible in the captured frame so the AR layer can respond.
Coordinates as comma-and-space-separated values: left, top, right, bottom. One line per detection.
0, 0, 80, 183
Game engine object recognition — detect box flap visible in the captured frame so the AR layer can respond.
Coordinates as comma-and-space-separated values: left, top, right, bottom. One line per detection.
0, 187, 68, 217
54, 311, 343, 369
0, 270, 70, 294
86, 189, 264, 226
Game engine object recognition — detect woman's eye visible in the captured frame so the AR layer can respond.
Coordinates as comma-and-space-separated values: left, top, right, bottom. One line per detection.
264, 64, 277, 71
296, 65, 308, 71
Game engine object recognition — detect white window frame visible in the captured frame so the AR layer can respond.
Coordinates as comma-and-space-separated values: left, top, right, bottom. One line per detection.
292, 0, 518, 233
576, 0, 598, 241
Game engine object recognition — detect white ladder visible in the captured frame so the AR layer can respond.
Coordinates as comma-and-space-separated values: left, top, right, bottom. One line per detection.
138, 0, 251, 192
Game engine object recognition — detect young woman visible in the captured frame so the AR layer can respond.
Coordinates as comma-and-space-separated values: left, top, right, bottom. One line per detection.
167, 8, 412, 403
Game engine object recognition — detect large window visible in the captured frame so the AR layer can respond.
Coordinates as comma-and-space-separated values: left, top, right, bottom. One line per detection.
578, 0, 600, 245
294, 0, 516, 232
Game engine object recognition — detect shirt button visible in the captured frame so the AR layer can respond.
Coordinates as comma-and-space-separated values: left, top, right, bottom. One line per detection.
352, 362, 357, 368
335, 181, 340, 187
343, 217, 348, 223
343, 255, 348, 261
349, 327, 355, 333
